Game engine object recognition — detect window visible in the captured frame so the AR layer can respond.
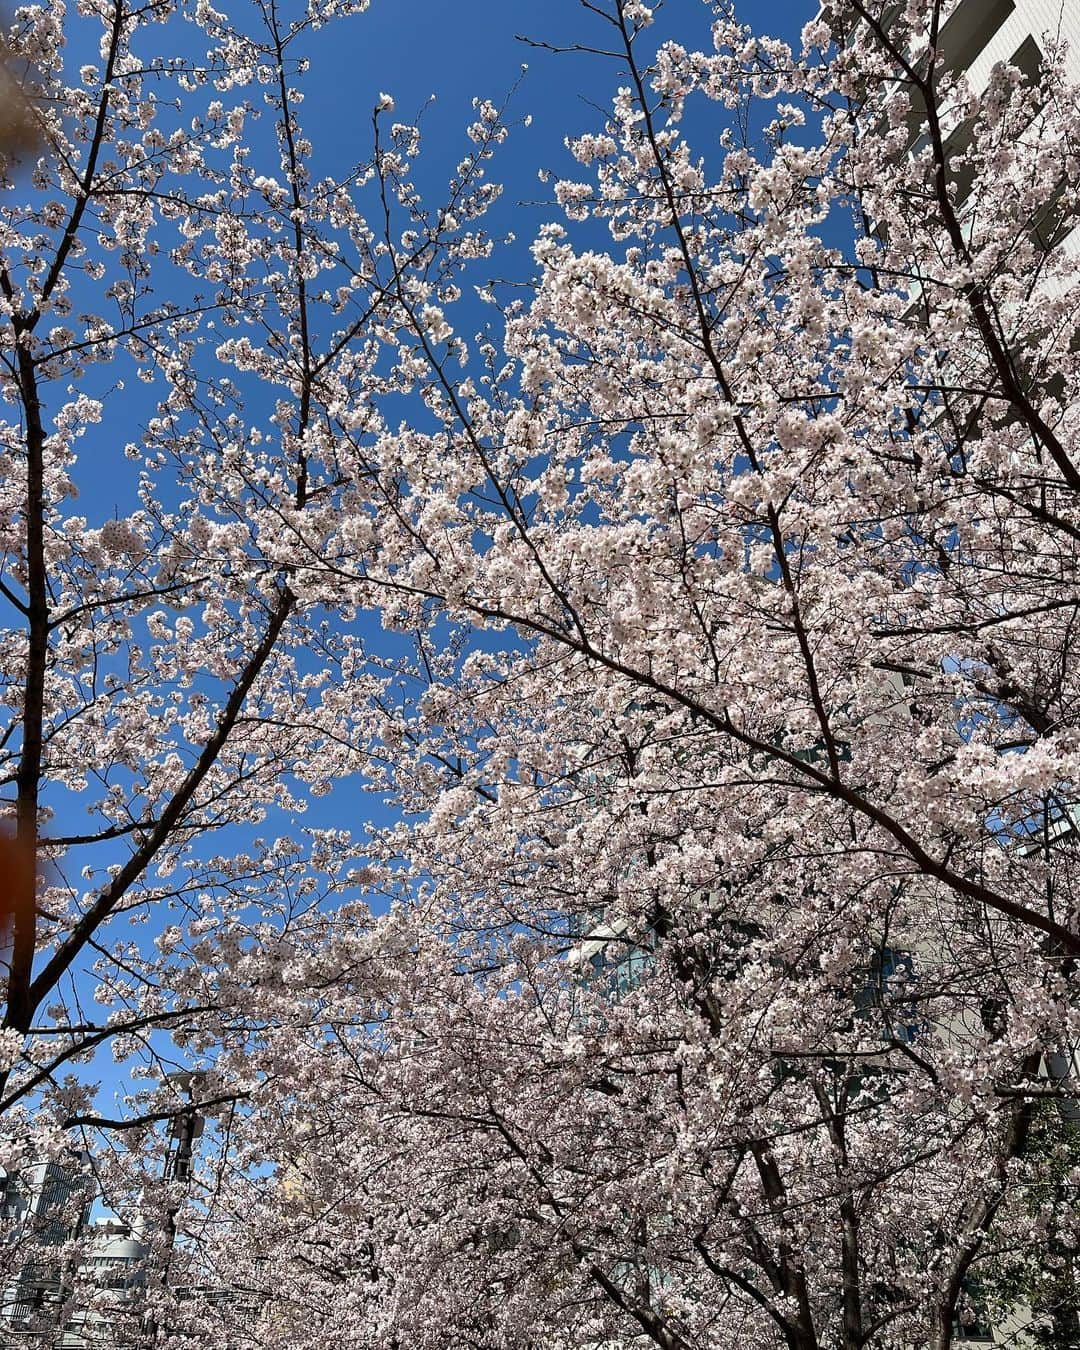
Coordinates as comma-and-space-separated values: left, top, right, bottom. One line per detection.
853, 946, 921, 1044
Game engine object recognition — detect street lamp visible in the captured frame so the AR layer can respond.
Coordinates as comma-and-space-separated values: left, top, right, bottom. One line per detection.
163, 1071, 206, 1184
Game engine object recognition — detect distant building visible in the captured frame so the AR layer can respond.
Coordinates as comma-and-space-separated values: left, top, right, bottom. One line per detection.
0, 1160, 150, 1349
814, 4, 1080, 1342
0, 1154, 94, 1343
58, 1221, 149, 1350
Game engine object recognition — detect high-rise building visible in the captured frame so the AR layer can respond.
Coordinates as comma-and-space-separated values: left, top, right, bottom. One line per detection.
819, 0, 1080, 82
0, 1154, 94, 1343
927, 0, 1080, 270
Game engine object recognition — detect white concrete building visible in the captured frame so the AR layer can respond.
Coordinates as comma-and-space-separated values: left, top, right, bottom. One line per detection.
939, 0, 1079, 86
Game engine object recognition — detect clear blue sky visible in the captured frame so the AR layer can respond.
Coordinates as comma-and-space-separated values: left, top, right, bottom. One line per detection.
290, 0, 816, 278
69, 0, 816, 523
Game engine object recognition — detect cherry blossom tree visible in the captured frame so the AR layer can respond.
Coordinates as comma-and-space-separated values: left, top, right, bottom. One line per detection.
174, 1, 1080, 1347
4, 0, 1080, 1345
0, 0, 511, 1254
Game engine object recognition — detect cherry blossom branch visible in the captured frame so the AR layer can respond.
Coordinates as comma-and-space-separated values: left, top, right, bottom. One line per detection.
847, 0, 1080, 493
21, 586, 295, 1030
